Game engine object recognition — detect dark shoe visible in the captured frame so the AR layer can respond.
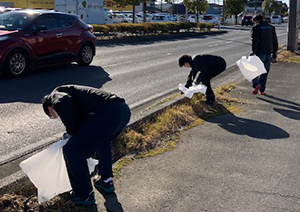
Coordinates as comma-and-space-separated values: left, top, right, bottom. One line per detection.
94, 177, 115, 193
252, 84, 261, 94
71, 191, 96, 206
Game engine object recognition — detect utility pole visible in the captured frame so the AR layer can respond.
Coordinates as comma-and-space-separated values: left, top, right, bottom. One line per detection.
222, 0, 225, 24
287, 0, 300, 51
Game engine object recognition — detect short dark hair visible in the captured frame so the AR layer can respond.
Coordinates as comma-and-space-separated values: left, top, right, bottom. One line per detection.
179, 55, 192, 67
253, 14, 263, 22
42, 95, 52, 117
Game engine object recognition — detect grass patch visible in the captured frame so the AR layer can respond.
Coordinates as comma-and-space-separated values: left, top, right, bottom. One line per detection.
277, 49, 300, 63
0, 84, 243, 212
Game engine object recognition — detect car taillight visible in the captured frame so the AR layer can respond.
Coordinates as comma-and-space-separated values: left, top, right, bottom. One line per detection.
88, 24, 94, 33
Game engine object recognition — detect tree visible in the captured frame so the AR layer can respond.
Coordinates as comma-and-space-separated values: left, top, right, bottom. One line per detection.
113, 0, 143, 23
262, 0, 272, 16
225, 0, 247, 25
183, 0, 209, 22
263, 0, 289, 17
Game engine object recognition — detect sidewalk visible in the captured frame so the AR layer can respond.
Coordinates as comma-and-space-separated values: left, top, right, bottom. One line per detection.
95, 62, 300, 212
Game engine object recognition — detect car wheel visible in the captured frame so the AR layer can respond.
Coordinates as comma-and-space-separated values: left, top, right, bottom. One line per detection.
4, 49, 29, 77
77, 43, 94, 66
77, 44, 94, 66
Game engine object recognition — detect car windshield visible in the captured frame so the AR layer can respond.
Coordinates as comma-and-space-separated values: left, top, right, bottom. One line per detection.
0, 11, 38, 31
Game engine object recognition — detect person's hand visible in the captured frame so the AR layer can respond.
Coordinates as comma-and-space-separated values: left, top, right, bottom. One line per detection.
62, 132, 72, 140
272, 52, 277, 59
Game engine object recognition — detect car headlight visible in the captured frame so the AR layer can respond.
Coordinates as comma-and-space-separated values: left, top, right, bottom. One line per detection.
0, 36, 9, 41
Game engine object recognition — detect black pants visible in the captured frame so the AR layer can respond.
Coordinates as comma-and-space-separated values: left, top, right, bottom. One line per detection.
63, 101, 131, 198
202, 62, 226, 104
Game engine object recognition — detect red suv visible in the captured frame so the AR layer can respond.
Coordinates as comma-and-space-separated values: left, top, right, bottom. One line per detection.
0, 10, 96, 77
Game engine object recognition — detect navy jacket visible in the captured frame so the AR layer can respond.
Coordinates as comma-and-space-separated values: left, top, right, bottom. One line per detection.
47, 85, 124, 135
251, 21, 278, 54
185, 55, 226, 88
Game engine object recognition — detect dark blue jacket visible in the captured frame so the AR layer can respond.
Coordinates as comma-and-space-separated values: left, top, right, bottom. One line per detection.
47, 85, 124, 135
251, 21, 278, 54
185, 55, 226, 88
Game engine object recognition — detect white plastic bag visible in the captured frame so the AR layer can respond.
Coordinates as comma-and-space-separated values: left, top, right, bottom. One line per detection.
19, 139, 98, 203
178, 83, 207, 99
236, 55, 267, 82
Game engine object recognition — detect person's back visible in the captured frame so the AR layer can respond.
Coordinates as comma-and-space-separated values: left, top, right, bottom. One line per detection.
252, 21, 278, 54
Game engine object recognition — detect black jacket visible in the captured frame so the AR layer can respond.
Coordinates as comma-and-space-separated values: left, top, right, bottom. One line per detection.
47, 85, 125, 135
185, 55, 226, 88
251, 21, 278, 54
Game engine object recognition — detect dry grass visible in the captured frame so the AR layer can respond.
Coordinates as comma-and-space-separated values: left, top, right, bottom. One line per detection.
277, 41, 300, 63
0, 84, 242, 212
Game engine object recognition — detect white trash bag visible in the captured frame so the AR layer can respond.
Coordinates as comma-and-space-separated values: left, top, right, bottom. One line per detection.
19, 139, 98, 203
236, 55, 267, 82
178, 83, 207, 99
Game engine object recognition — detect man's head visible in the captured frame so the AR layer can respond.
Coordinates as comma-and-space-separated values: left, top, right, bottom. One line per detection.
253, 14, 263, 24
179, 55, 192, 68
42, 95, 58, 119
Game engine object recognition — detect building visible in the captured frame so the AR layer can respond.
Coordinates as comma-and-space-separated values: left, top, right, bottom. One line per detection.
242, 0, 263, 16
0, 0, 54, 9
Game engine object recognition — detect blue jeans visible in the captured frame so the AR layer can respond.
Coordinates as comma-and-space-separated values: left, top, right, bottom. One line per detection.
63, 101, 131, 198
252, 54, 271, 92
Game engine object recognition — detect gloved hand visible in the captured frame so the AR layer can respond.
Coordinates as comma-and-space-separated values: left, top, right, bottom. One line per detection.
62, 132, 72, 140
272, 52, 277, 59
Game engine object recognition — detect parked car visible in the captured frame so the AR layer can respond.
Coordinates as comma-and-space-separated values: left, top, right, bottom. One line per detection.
0, 9, 96, 77
271, 15, 281, 24
187, 14, 200, 23
241, 15, 253, 26
264, 17, 271, 23
151, 14, 173, 23
200, 14, 220, 28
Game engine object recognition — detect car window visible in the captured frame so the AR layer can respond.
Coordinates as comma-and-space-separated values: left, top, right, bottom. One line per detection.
203, 16, 213, 20
0, 12, 37, 30
57, 16, 74, 29
33, 16, 57, 31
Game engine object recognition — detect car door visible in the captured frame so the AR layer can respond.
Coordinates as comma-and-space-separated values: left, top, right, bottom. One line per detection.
56, 15, 80, 56
28, 15, 61, 56
28, 14, 72, 64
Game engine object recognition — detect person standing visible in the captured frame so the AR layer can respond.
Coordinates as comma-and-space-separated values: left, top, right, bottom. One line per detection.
179, 54, 227, 105
251, 14, 278, 95
42, 84, 131, 206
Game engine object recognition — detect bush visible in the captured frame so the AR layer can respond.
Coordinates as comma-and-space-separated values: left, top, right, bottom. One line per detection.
92, 22, 215, 35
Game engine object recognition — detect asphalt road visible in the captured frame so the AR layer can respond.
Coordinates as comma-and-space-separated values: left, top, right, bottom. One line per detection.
0, 24, 288, 163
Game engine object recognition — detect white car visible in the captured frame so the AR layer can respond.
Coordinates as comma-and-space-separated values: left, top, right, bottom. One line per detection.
200, 14, 221, 28
187, 15, 200, 23
111, 13, 127, 23
151, 14, 173, 23
271, 15, 281, 24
